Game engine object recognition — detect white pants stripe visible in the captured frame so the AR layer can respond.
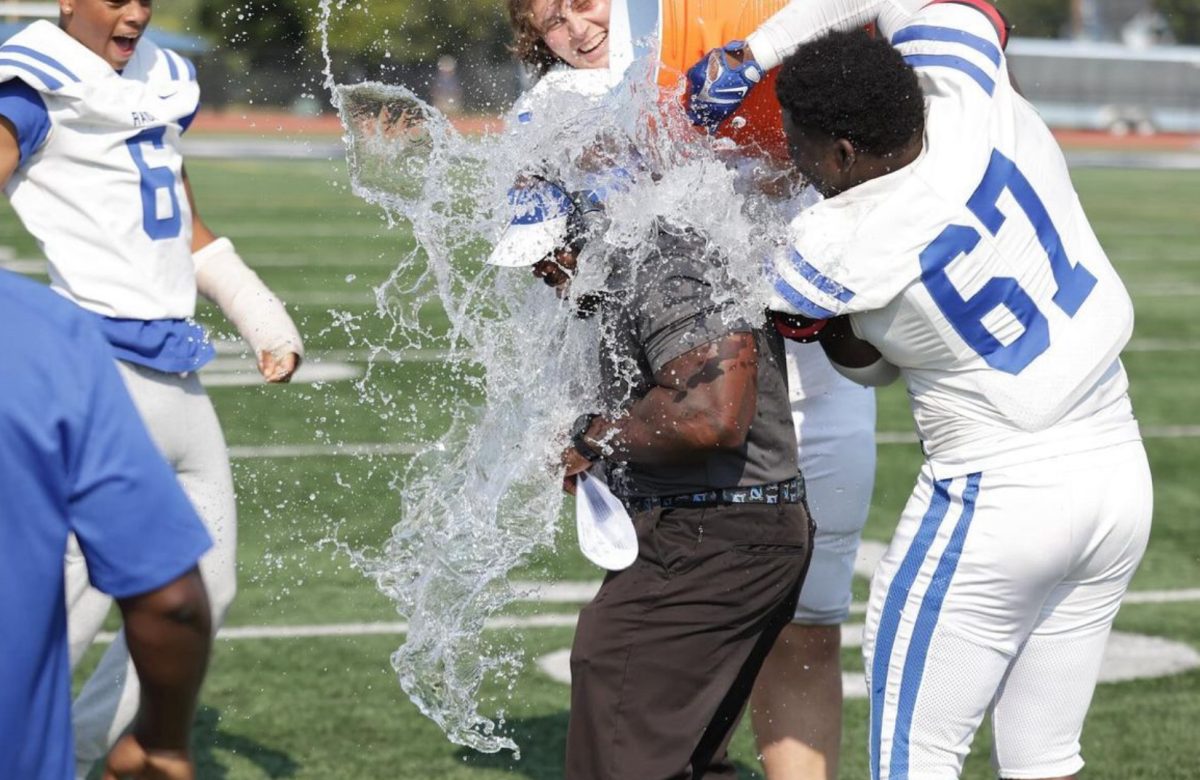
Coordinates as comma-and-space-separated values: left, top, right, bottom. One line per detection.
868, 473, 980, 780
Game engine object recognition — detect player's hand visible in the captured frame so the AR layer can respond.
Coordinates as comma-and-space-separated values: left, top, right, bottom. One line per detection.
259, 350, 300, 383
769, 310, 829, 343
102, 734, 194, 780
685, 40, 764, 131
560, 446, 593, 496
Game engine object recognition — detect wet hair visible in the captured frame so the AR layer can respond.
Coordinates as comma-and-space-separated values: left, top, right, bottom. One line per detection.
775, 29, 925, 157
507, 0, 566, 75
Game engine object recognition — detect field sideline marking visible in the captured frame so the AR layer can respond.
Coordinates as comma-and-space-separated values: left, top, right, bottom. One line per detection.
227, 425, 1200, 459
536, 629, 1200, 696
90, 587, 1200, 644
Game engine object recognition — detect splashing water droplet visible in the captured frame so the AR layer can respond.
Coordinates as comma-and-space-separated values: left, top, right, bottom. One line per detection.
317, 0, 803, 755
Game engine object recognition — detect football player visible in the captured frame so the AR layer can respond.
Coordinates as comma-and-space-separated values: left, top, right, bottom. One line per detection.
697, 1, 1153, 777
0, 0, 303, 774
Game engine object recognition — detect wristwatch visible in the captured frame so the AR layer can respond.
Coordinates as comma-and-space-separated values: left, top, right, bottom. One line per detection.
570, 413, 604, 463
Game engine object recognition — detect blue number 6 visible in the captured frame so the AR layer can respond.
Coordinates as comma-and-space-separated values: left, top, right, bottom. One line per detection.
921, 150, 1097, 375
125, 127, 182, 240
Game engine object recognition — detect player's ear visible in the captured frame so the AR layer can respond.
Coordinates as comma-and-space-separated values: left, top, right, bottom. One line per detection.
833, 138, 856, 175
58, 0, 72, 16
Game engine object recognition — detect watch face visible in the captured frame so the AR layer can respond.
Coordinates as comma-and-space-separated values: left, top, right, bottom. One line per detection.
571, 413, 596, 440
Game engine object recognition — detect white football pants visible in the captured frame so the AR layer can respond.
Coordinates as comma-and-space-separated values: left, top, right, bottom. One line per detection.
65, 361, 237, 777
863, 439, 1152, 780
791, 383, 877, 625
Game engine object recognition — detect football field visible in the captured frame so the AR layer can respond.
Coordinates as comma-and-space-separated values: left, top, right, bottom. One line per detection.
3, 157, 1199, 778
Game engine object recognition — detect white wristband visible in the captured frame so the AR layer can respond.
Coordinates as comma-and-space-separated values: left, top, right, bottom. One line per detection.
193, 237, 304, 361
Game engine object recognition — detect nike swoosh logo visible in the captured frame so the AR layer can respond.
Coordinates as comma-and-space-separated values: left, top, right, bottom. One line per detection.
157, 90, 178, 99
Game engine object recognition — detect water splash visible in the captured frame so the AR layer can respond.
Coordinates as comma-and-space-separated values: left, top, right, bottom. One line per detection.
317, 0, 799, 755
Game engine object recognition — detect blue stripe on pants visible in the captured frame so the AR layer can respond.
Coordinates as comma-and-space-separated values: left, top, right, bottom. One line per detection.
889, 472, 981, 778
870, 477, 954, 780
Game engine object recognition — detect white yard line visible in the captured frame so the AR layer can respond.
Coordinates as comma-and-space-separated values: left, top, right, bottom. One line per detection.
226, 425, 1200, 459
90, 584, 1200, 645
228, 442, 425, 459
94, 613, 579, 643
274, 340, 1195, 366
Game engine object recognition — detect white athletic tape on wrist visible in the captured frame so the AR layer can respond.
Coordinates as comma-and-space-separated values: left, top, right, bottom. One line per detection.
193, 237, 304, 361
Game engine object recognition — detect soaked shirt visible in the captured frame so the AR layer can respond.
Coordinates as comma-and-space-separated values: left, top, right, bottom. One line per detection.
596, 229, 798, 498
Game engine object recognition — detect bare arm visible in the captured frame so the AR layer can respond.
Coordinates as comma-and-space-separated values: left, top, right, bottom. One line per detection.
0, 116, 20, 189
817, 315, 900, 386
103, 567, 211, 779
182, 166, 217, 252
561, 332, 760, 487
819, 315, 881, 368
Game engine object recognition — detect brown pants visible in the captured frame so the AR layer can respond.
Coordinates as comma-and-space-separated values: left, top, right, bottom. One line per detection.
565, 501, 814, 780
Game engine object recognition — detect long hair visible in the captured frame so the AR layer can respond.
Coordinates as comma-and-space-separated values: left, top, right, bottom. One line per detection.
507, 0, 567, 75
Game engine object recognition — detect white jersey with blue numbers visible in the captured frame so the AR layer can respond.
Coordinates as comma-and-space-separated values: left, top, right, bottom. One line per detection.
0, 21, 199, 319
769, 2, 1141, 477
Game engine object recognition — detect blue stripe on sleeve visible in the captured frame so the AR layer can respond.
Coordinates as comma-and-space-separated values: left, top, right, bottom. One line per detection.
772, 277, 838, 320
0, 80, 51, 165
790, 249, 856, 304
869, 477, 953, 780
183, 55, 196, 81
903, 53, 995, 95
889, 472, 981, 778
892, 24, 1001, 66
0, 58, 62, 90
0, 45, 80, 82
179, 104, 199, 133
164, 50, 179, 80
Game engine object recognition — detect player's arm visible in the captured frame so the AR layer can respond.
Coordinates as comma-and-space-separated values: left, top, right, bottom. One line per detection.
686, 0, 928, 129
0, 79, 51, 188
64, 317, 215, 779
0, 117, 19, 188
817, 315, 899, 385
183, 166, 304, 383
560, 332, 759, 492
103, 569, 212, 780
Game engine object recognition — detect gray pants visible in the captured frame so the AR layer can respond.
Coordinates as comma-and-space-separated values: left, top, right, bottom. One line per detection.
65, 361, 237, 776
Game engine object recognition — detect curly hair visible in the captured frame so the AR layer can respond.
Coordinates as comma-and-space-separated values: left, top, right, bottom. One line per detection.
775, 29, 925, 157
508, 0, 567, 75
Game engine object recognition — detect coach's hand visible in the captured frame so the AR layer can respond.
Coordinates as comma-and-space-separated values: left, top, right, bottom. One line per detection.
685, 40, 763, 131
259, 350, 301, 383
560, 445, 593, 496
103, 734, 194, 780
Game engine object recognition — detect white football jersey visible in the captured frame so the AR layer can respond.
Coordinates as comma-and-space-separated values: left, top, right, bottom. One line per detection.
770, 3, 1140, 477
1, 21, 199, 319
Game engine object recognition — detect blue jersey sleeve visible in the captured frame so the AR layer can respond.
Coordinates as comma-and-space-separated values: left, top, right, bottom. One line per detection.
66, 319, 212, 599
0, 78, 50, 165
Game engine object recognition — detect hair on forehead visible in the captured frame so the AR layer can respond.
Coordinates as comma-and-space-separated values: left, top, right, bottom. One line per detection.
775, 29, 925, 157
508, 0, 567, 74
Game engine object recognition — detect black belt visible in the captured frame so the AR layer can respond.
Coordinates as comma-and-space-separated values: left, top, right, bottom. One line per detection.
624, 476, 805, 513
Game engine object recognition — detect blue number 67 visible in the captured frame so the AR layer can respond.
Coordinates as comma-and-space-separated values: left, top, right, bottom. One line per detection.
920, 150, 1097, 375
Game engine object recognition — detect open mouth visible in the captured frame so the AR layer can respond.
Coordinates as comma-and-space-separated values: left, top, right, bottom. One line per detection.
112, 35, 139, 57
578, 31, 607, 57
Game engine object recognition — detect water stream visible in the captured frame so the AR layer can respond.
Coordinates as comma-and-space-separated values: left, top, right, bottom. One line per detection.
316, 0, 796, 754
